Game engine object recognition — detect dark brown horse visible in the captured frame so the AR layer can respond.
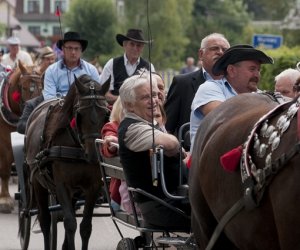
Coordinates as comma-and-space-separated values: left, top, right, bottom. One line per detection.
189, 92, 300, 250
24, 74, 109, 250
0, 61, 42, 213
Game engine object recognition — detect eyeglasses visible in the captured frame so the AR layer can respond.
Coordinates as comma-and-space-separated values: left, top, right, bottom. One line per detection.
203, 45, 228, 53
63, 46, 82, 52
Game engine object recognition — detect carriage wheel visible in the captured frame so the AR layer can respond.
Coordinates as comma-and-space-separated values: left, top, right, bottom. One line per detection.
49, 194, 58, 250
18, 183, 31, 250
117, 238, 137, 250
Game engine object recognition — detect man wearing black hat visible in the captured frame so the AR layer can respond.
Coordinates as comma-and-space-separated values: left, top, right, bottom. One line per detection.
99, 29, 155, 104
43, 31, 100, 100
190, 44, 274, 151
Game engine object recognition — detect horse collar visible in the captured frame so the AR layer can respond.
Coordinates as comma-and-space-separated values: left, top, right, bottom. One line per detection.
241, 98, 300, 209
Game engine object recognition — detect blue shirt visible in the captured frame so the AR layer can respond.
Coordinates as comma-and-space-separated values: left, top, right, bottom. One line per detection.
43, 59, 101, 100
190, 77, 237, 151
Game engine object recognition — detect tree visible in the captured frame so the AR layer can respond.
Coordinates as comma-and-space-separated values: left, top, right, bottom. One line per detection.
243, 0, 295, 20
64, 0, 118, 60
185, 0, 251, 57
122, 0, 194, 69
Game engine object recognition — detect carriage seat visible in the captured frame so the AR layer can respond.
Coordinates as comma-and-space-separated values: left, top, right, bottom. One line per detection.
96, 139, 190, 232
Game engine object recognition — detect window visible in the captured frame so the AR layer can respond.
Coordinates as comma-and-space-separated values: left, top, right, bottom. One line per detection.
27, 0, 40, 13
29, 26, 41, 36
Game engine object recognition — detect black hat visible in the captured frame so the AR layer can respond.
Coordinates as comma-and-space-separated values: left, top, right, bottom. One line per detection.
56, 31, 88, 52
116, 29, 149, 46
212, 44, 274, 75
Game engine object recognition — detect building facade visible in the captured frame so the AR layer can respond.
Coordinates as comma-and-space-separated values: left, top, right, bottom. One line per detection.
15, 0, 71, 46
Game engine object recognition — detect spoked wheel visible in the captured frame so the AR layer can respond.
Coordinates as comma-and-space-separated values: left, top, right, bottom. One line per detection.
117, 238, 137, 250
49, 194, 58, 250
18, 182, 31, 250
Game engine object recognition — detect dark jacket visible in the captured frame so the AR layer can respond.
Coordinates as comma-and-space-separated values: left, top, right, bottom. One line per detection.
164, 69, 205, 136
17, 95, 44, 134
118, 117, 180, 203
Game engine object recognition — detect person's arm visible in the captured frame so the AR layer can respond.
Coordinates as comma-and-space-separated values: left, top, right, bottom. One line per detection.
154, 132, 179, 157
126, 123, 180, 157
101, 122, 119, 157
200, 100, 223, 116
89, 63, 101, 83
42, 66, 57, 100
99, 59, 114, 85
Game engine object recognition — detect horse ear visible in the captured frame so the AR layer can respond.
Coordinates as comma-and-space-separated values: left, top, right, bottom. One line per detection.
100, 76, 110, 96
74, 74, 86, 94
18, 60, 28, 74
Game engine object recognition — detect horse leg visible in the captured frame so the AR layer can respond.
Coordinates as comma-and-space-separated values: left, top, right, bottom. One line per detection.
33, 179, 51, 250
80, 189, 99, 250
56, 183, 77, 250
0, 147, 14, 213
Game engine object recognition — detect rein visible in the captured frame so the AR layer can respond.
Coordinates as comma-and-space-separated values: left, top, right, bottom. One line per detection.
71, 83, 109, 147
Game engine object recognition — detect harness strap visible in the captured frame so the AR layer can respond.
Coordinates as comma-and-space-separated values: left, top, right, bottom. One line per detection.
205, 198, 244, 250
37, 146, 87, 165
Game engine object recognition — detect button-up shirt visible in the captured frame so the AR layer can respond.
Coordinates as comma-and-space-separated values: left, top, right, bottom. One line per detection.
43, 59, 100, 100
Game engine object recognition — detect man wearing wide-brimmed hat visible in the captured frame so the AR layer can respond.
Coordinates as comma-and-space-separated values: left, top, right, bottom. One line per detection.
100, 28, 155, 105
2, 36, 33, 68
43, 31, 100, 100
189, 44, 274, 150
35, 46, 56, 74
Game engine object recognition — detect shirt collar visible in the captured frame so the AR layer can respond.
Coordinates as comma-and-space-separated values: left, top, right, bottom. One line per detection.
202, 67, 213, 81
59, 59, 83, 69
123, 54, 140, 66
126, 112, 159, 126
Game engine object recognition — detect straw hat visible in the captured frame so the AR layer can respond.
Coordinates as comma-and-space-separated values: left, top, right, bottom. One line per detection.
38, 46, 55, 58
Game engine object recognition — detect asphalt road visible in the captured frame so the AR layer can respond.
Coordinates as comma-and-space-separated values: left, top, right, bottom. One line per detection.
0, 179, 139, 250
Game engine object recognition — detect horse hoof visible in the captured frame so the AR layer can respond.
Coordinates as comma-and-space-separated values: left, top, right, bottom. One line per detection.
0, 197, 15, 213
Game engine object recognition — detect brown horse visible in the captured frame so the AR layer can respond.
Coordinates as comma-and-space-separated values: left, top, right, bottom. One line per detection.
0, 61, 42, 213
189, 92, 300, 250
24, 74, 109, 250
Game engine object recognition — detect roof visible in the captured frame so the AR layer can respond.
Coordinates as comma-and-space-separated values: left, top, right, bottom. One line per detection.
0, 9, 40, 48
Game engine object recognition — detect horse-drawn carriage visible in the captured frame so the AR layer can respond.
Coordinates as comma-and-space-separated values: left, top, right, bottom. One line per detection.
11, 74, 111, 250
7, 59, 300, 250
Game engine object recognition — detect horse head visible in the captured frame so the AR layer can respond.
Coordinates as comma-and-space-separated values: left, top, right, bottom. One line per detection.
8, 60, 43, 114
59, 74, 110, 163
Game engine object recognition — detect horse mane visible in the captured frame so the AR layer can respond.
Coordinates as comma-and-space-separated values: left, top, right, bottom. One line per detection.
57, 83, 78, 129
8, 67, 21, 87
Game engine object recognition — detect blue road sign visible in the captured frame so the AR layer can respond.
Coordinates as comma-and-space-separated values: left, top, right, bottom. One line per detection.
252, 34, 283, 49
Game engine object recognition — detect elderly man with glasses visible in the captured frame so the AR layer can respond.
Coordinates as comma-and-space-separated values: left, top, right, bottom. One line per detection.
164, 33, 230, 139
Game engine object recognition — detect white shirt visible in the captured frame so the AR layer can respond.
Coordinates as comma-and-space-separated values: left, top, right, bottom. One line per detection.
99, 54, 155, 90
2, 50, 33, 68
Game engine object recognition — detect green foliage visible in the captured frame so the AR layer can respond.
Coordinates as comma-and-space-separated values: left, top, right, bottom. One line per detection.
243, 0, 295, 20
0, 23, 5, 37
259, 46, 300, 90
123, 0, 194, 69
186, 0, 251, 57
64, 0, 118, 60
